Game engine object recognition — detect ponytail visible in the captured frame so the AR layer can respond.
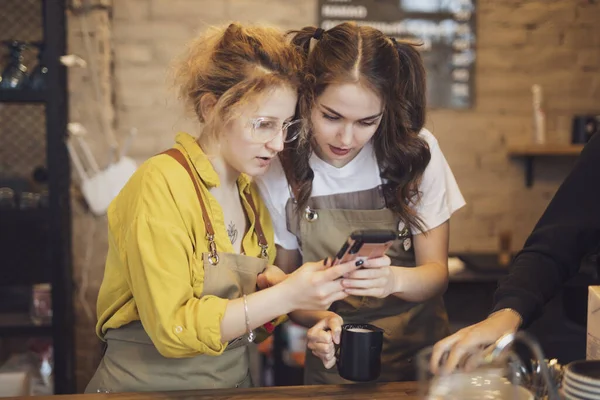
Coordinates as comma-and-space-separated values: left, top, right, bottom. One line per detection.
390, 38, 427, 133
289, 26, 326, 56
278, 26, 328, 209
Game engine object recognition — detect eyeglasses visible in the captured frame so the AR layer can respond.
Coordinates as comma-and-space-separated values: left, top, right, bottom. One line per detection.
250, 117, 303, 144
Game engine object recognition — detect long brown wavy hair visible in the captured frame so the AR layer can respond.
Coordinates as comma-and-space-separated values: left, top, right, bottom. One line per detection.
281, 22, 431, 233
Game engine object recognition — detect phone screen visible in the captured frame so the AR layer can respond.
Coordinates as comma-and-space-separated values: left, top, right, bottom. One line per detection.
333, 229, 398, 265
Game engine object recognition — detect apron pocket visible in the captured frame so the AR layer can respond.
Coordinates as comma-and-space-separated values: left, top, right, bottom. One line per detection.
235, 369, 253, 388
227, 336, 250, 350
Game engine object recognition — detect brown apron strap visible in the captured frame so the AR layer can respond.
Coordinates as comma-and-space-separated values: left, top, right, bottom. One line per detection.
243, 192, 269, 258
161, 148, 269, 259
161, 148, 215, 237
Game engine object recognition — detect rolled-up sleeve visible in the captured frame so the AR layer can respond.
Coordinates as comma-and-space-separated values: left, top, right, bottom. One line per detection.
124, 214, 229, 358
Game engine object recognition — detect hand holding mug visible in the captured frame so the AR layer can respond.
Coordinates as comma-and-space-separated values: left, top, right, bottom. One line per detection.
306, 312, 344, 369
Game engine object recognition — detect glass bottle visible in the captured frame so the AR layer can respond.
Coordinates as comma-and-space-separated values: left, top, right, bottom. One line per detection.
0, 41, 29, 89
28, 42, 48, 90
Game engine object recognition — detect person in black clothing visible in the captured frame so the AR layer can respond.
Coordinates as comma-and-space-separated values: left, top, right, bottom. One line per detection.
430, 132, 600, 374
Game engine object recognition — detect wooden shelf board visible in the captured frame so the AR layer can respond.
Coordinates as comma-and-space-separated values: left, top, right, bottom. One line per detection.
507, 144, 584, 156
507, 143, 585, 188
0, 89, 47, 103
0, 312, 52, 336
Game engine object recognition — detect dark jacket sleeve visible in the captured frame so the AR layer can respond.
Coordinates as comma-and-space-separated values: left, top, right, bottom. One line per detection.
492, 133, 600, 326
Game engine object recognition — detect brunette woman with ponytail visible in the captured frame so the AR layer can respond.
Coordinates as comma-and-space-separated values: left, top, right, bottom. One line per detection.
256, 22, 465, 384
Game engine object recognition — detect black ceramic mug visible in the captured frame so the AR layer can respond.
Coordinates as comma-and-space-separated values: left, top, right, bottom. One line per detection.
336, 323, 384, 382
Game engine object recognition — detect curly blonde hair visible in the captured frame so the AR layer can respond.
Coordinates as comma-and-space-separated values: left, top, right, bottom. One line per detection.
173, 23, 304, 139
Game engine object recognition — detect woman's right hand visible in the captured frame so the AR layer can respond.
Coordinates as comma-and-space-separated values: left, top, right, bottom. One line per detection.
282, 258, 363, 311
430, 309, 522, 375
307, 312, 343, 369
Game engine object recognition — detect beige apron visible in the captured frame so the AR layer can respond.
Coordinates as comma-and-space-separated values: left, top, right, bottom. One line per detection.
85, 149, 270, 393
285, 185, 450, 385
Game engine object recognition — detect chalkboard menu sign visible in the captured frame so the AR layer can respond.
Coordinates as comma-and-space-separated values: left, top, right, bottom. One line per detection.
317, 0, 476, 109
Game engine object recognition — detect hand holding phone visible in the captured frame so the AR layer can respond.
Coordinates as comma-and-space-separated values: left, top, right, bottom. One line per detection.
334, 230, 399, 298
333, 229, 399, 266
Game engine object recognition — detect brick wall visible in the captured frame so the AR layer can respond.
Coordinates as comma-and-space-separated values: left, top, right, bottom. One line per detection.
68, 0, 600, 391
439, 0, 600, 251
67, 1, 114, 391
110, 0, 600, 252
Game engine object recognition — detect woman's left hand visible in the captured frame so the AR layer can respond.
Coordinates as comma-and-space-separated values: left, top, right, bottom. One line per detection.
256, 265, 288, 289
341, 256, 396, 298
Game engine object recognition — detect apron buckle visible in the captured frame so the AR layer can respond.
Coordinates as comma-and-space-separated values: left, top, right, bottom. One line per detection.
207, 234, 220, 265
259, 244, 269, 259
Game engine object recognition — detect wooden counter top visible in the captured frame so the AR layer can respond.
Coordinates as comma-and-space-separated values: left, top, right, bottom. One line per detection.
9, 382, 419, 400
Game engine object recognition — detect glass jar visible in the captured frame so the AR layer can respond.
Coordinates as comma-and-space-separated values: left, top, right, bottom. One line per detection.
30, 283, 52, 326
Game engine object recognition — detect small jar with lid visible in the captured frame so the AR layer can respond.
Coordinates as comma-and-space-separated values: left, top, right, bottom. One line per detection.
30, 283, 52, 325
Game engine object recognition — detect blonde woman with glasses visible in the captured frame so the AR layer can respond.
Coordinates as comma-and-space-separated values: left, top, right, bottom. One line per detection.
85, 23, 360, 393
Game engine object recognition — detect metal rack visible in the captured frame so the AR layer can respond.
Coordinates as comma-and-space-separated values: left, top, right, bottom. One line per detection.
0, 0, 74, 394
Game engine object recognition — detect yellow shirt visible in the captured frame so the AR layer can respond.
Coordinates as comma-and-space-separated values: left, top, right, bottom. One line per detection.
96, 132, 277, 358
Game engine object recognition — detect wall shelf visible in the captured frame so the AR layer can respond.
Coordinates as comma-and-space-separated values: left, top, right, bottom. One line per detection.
0, 0, 74, 394
0, 313, 52, 336
507, 144, 585, 187
507, 144, 584, 156
0, 89, 47, 103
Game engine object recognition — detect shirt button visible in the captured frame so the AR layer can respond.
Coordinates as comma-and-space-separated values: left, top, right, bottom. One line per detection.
174, 326, 183, 334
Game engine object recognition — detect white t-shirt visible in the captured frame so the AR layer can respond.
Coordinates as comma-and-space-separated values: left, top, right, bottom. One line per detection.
255, 128, 466, 251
